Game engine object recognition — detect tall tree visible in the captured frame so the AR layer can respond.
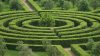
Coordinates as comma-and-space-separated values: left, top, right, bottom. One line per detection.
77, 0, 91, 11
9, 0, 19, 10
43, 0, 54, 10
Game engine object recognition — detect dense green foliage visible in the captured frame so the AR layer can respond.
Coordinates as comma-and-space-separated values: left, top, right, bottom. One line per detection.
0, 39, 7, 56
34, 0, 100, 11
0, 0, 100, 56
77, 0, 91, 11
0, 0, 24, 12
9, 0, 20, 10
39, 12, 55, 27
91, 42, 100, 56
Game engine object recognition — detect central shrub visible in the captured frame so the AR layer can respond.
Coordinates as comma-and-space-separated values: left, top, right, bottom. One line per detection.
39, 12, 55, 27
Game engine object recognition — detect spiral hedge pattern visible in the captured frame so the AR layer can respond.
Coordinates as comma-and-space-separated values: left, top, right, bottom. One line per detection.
0, 11, 100, 45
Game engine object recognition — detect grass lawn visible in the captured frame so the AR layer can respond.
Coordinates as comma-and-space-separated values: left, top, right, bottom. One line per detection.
5, 50, 48, 56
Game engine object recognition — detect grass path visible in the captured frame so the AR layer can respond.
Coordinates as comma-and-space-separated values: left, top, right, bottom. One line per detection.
23, 0, 34, 11
64, 48, 75, 56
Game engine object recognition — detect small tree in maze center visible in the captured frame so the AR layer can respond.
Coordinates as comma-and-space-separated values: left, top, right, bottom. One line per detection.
39, 12, 55, 27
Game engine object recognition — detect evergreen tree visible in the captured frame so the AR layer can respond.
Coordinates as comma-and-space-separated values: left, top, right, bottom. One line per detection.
77, 0, 91, 11
9, 0, 19, 10
43, 0, 54, 10
59, 0, 64, 9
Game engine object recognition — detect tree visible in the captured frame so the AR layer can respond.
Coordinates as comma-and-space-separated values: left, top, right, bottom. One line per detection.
39, 12, 55, 27
16, 41, 35, 56
92, 42, 100, 56
0, 0, 9, 3
19, 46, 34, 56
89, 0, 100, 10
9, 0, 19, 10
86, 38, 94, 54
42, 39, 59, 56
0, 38, 7, 56
16, 41, 24, 51
69, 0, 78, 6
0, 2, 4, 12
62, 1, 73, 10
43, 0, 54, 10
59, 0, 64, 9
77, 0, 91, 11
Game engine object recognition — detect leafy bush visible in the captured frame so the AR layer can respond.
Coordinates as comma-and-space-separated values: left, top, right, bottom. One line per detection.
43, 0, 54, 10
77, 0, 91, 11
39, 12, 55, 27
91, 42, 100, 56
9, 0, 19, 10
0, 2, 4, 12
62, 1, 73, 10
0, 38, 7, 56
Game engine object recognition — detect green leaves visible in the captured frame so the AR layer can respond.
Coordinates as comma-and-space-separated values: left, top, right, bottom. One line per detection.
9, 0, 19, 10
39, 12, 55, 27
0, 38, 7, 56
77, 0, 91, 11
43, 0, 54, 10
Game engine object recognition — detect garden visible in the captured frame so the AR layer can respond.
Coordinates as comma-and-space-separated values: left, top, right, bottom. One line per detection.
0, 0, 100, 56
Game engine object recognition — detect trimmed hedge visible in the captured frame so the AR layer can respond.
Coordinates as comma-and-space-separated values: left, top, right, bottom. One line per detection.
71, 44, 90, 56
0, 11, 99, 47
3, 42, 69, 56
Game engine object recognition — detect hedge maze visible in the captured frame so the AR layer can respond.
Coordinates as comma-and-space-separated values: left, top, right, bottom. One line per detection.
0, 0, 100, 56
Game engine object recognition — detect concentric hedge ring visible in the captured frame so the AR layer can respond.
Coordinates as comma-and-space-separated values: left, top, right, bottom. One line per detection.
0, 11, 100, 45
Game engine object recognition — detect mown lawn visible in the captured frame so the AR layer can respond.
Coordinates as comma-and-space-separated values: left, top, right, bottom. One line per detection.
5, 50, 48, 56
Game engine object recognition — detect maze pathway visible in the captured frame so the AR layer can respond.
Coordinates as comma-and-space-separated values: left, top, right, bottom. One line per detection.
23, 0, 34, 11
0, 11, 99, 45
64, 48, 75, 56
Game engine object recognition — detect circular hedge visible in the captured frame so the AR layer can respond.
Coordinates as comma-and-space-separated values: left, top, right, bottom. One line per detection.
0, 11, 100, 45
